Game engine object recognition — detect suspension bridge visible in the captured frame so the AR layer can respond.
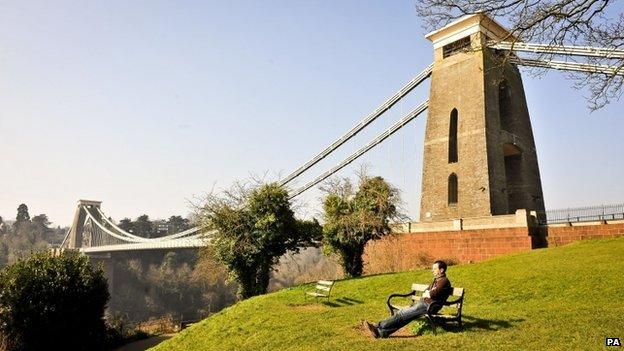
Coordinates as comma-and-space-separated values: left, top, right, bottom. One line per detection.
60, 13, 623, 256
59, 200, 207, 253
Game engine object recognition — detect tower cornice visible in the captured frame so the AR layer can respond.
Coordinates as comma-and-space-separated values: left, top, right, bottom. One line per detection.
425, 12, 516, 49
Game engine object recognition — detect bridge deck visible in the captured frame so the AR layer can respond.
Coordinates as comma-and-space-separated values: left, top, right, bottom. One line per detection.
79, 238, 206, 253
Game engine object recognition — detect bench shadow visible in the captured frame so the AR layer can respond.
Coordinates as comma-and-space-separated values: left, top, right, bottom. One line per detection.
388, 315, 524, 338
342, 297, 363, 303
321, 297, 364, 308
458, 315, 524, 332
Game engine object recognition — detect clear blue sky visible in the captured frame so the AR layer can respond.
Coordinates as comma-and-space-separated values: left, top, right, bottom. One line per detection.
1, 1, 623, 227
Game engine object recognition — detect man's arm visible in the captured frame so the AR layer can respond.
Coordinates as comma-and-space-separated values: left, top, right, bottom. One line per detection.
428, 277, 450, 299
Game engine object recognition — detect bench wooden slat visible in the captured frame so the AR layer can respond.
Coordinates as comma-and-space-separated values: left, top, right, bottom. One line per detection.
305, 280, 335, 302
432, 314, 457, 320
411, 283, 429, 292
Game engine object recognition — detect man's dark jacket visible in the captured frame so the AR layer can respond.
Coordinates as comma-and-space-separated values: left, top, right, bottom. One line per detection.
423, 273, 452, 312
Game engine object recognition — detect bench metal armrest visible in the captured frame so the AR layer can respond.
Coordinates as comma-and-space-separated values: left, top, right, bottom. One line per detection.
386, 291, 416, 314
443, 297, 462, 306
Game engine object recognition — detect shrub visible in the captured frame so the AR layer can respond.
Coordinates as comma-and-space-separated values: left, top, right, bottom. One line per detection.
0, 252, 109, 351
199, 181, 322, 299
322, 175, 401, 277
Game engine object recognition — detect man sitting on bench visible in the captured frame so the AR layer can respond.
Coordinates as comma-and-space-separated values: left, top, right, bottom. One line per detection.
364, 260, 452, 338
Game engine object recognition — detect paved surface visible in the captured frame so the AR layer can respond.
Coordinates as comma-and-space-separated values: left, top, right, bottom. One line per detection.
112, 334, 174, 351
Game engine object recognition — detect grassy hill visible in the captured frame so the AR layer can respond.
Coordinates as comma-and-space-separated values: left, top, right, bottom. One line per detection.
153, 237, 624, 350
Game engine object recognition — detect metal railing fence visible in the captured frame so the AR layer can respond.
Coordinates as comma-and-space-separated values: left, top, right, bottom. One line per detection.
537, 203, 624, 224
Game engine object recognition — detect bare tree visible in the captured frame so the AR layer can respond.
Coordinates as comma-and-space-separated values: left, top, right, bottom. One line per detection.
415, 0, 623, 110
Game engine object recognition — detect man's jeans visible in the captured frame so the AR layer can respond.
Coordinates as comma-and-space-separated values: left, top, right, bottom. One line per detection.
377, 300, 429, 337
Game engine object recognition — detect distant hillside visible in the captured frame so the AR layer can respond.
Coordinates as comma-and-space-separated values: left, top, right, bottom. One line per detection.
153, 238, 624, 351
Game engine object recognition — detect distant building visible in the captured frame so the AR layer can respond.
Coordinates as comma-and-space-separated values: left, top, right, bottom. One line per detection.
156, 222, 170, 235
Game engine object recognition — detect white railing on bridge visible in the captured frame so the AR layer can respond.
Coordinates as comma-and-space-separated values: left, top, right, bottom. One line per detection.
79, 237, 208, 253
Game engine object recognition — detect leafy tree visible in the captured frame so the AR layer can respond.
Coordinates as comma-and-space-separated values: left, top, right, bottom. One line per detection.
199, 181, 321, 299
5, 221, 50, 264
0, 208, 69, 267
0, 252, 109, 351
414, 0, 623, 110
15, 204, 30, 225
115, 216, 153, 237
322, 175, 401, 277
167, 215, 190, 234
133, 215, 153, 238
31, 214, 52, 239
31, 214, 49, 227
118, 218, 133, 232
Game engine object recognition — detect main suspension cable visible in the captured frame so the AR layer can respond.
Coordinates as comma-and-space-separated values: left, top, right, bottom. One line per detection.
290, 100, 428, 198
488, 41, 624, 59
280, 63, 433, 186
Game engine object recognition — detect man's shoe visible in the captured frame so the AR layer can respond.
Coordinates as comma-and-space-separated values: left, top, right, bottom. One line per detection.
363, 320, 380, 338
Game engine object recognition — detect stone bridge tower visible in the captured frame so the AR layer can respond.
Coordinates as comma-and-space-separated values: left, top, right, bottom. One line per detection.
67, 199, 102, 249
419, 13, 545, 221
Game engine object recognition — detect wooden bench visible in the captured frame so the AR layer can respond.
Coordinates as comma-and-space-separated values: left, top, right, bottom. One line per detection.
386, 283, 465, 330
304, 280, 335, 302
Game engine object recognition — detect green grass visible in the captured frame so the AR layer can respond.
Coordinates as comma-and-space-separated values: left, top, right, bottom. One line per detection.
152, 238, 624, 351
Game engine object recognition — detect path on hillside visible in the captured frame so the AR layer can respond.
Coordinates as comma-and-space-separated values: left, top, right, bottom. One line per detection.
112, 334, 174, 351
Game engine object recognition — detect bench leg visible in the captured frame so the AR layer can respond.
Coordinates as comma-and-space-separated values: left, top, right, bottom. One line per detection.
426, 316, 437, 334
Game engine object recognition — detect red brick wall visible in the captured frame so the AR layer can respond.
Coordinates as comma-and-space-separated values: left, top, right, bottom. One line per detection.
363, 222, 624, 275
363, 227, 533, 274
545, 222, 624, 247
